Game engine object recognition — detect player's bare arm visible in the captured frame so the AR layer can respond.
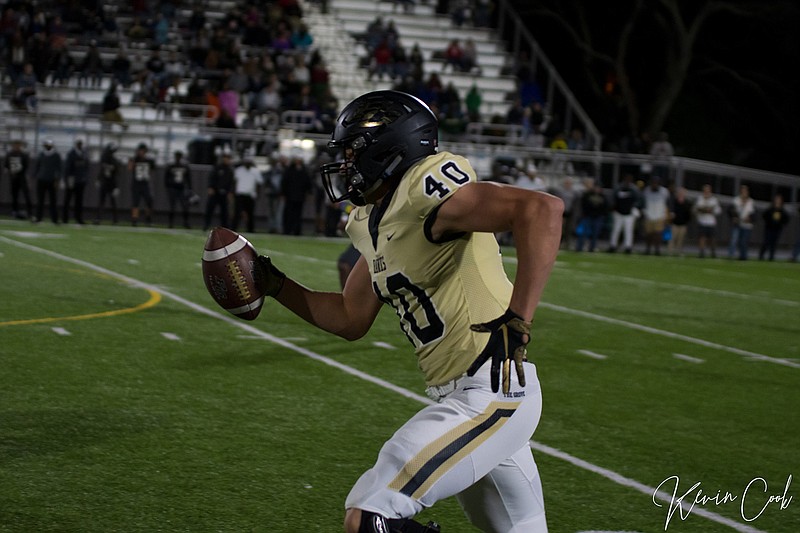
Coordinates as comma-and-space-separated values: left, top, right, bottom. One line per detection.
273, 254, 382, 341
430, 181, 564, 321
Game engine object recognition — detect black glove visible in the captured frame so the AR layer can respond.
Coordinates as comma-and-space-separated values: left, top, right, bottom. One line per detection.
254, 255, 286, 298
466, 309, 531, 394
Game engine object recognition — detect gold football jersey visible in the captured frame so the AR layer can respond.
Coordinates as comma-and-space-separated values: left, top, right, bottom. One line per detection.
346, 152, 513, 386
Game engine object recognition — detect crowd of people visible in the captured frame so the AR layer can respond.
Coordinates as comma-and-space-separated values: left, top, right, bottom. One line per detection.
544, 172, 797, 261
2, 137, 344, 238
2, 0, 339, 140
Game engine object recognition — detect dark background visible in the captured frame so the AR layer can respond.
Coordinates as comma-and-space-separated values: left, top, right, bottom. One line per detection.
508, 0, 800, 175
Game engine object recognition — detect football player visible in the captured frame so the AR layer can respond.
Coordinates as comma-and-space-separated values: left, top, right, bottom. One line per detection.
257, 91, 563, 532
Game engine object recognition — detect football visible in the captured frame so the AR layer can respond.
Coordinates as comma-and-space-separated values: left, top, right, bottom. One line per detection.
202, 227, 265, 321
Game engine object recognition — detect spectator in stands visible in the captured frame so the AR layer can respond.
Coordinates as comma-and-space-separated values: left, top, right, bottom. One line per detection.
242, 13, 270, 47
164, 151, 194, 229
461, 38, 478, 73
728, 184, 755, 260
408, 43, 424, 82
465, 83, 482, 122
549, 132, 568, 150
608, 173, 639, 254
421, 72, 443, 106
62, 138, 90, 224
667, 187, 692, 256
231, 156, 264, 233
6, 31, 28, 85
4, 140, 32, 220
188, 6, 206, 33
291, 54, 311, 85
567, 128, 587, 151
47, 15, 68, 49
693, 184, 722, 258
11, 62, 37, 112
145, 48, 166, 80
642, 175, 671, 255
101, 82, 128, 130
95, 142, 121, 225
309, 53, 332, 101
78, 40, 104, 88
505, 98, 525, 126
271, 22, 293, 51
451, 0, 470, 26
391, 0, 416, 14
363, 16, 385, 53
28, 31, 51, 83
129, 143, 156, 226
33, 139, 62, 224
281, 156, 312, 235
391, 40, 410, 81
290, 23, 314, 51
213, 108, 238, 154
204, 152, 235, 231
152, 12, 170, 46
253, 79, 282, 116
758, 194, 790, 261
111, 49, 133, 87
368, 38, 393, 81
575, 178, 609, 252
218, 81, 240, 122
443, 39, 464, 72
127, 17, 150, 41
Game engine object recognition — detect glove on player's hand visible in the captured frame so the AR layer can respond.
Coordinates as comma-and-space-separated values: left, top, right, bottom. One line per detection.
255, 255, 286, 298
466, 309, 531, 394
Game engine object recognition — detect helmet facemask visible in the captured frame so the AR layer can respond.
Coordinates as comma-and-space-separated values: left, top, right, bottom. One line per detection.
321, 133, 405, 206
320, 91, 438, 206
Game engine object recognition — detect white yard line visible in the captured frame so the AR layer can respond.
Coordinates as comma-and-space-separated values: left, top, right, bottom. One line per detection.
577, 349, 608, 360
2, 234, 771, 532
540, 302, 799, 369
673, 353, 705, 364
504, 255, 800, 308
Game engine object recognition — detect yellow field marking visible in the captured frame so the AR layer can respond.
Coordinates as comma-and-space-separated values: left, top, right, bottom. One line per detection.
0, 266, 162, 327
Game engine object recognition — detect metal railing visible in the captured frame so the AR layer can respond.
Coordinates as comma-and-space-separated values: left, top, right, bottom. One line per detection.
494, 0, 603, 151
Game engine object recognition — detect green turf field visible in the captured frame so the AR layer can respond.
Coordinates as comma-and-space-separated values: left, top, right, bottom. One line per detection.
1, 220, 798, 532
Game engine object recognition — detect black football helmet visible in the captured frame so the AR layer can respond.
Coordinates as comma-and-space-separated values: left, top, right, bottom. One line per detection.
321, 90, 438, 206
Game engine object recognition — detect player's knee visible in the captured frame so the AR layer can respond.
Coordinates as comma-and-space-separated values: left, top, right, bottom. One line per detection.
343, 508, 365, 533
342, 509, 392, 533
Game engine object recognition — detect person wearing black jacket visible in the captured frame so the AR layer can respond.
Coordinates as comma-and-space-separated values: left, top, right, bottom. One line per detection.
203, 152, 234, 230
281, 156, 312, 235
33, 139, 62, 224
164, 151, 193, 228
4, 140, 32, 219
62, 138, 90, 224
575, 178, 609, 252
759, 194, 789, 261
95, 143, 121, 224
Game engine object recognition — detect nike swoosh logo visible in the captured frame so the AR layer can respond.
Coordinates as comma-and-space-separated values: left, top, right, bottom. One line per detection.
387, 232, 396, 241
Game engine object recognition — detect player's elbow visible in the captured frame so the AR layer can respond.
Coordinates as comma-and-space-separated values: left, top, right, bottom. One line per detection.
337, 325, 369, 342
526, 190, 564, 223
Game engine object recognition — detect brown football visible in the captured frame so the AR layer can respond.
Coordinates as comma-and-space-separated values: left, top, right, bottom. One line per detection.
202, 227, 265, 321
